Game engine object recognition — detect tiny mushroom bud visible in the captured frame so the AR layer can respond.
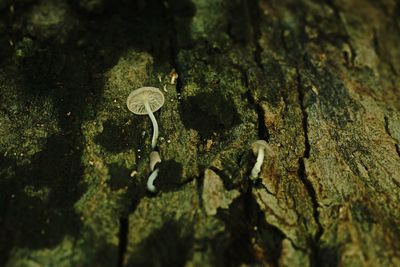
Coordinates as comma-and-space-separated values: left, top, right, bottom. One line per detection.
250, 140, 273, 180
169, 70, 178, 85
149, 151, 161, 171
147, 168, 159, 192
127, 87, 165, 149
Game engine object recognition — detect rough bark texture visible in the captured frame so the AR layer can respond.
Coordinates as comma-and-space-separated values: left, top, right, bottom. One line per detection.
1, 0, 399, 266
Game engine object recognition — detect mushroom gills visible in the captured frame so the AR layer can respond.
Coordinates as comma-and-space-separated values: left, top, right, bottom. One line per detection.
126, 87, 165, 149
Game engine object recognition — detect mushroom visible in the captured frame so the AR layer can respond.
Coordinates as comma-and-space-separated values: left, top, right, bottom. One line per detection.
250, 140, 272, 180
149, 151, 161, 171
127, 87, 165, 149
147, 168, 159, 192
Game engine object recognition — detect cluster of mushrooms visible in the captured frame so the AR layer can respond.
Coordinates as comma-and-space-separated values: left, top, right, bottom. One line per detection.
127, 87, 272, 193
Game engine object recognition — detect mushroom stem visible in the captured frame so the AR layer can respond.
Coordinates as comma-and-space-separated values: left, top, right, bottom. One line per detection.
251, 147, 265, 179
149, 151, 161, 171
144, 101, 159, 149
147, 168, 159, 192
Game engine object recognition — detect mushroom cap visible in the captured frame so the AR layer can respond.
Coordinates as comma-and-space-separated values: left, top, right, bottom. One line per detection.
126, 87, 165, 115
251, 140, 269, 155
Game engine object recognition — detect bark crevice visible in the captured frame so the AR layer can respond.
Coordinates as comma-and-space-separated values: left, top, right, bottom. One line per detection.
160, 0, 184, 95
117, 217, 128, 267
296, 69, 324, 266
384, 115, 400, 158
242, 70, 269, 141
247, 0, 264, 71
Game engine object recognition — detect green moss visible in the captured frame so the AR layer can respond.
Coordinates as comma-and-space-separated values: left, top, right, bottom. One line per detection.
6, 237, 84, 267
76, 0, 106, 14
27, 0, 74, 41
14, 37, 36, 58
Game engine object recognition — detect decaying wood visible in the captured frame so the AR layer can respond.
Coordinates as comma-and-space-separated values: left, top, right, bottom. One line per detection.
0, 0, 399, 266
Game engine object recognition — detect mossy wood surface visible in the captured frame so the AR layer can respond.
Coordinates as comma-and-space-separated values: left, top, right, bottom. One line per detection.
1, 0, 399, 266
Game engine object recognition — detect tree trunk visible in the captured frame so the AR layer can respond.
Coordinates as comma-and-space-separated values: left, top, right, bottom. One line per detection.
1, 0, 399, 266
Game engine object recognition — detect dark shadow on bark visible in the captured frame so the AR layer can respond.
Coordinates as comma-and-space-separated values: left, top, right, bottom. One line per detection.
213, 188, 285, 267
151, 159, 184, 193
316, 245, 339, 267
95, 119, 147, 153
108, 163, 132, 191
0, 138, 85, 264
180, 91, 241, 139
126, 220, 194, 267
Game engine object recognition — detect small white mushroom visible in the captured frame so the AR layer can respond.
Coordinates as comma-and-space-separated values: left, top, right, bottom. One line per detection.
149, 151, 161, 171
250, 140, 272, 180
127, 87, 165, 149
147, 168, 159, 192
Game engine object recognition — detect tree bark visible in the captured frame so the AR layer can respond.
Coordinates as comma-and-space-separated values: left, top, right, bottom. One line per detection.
0, 0, 399, 266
